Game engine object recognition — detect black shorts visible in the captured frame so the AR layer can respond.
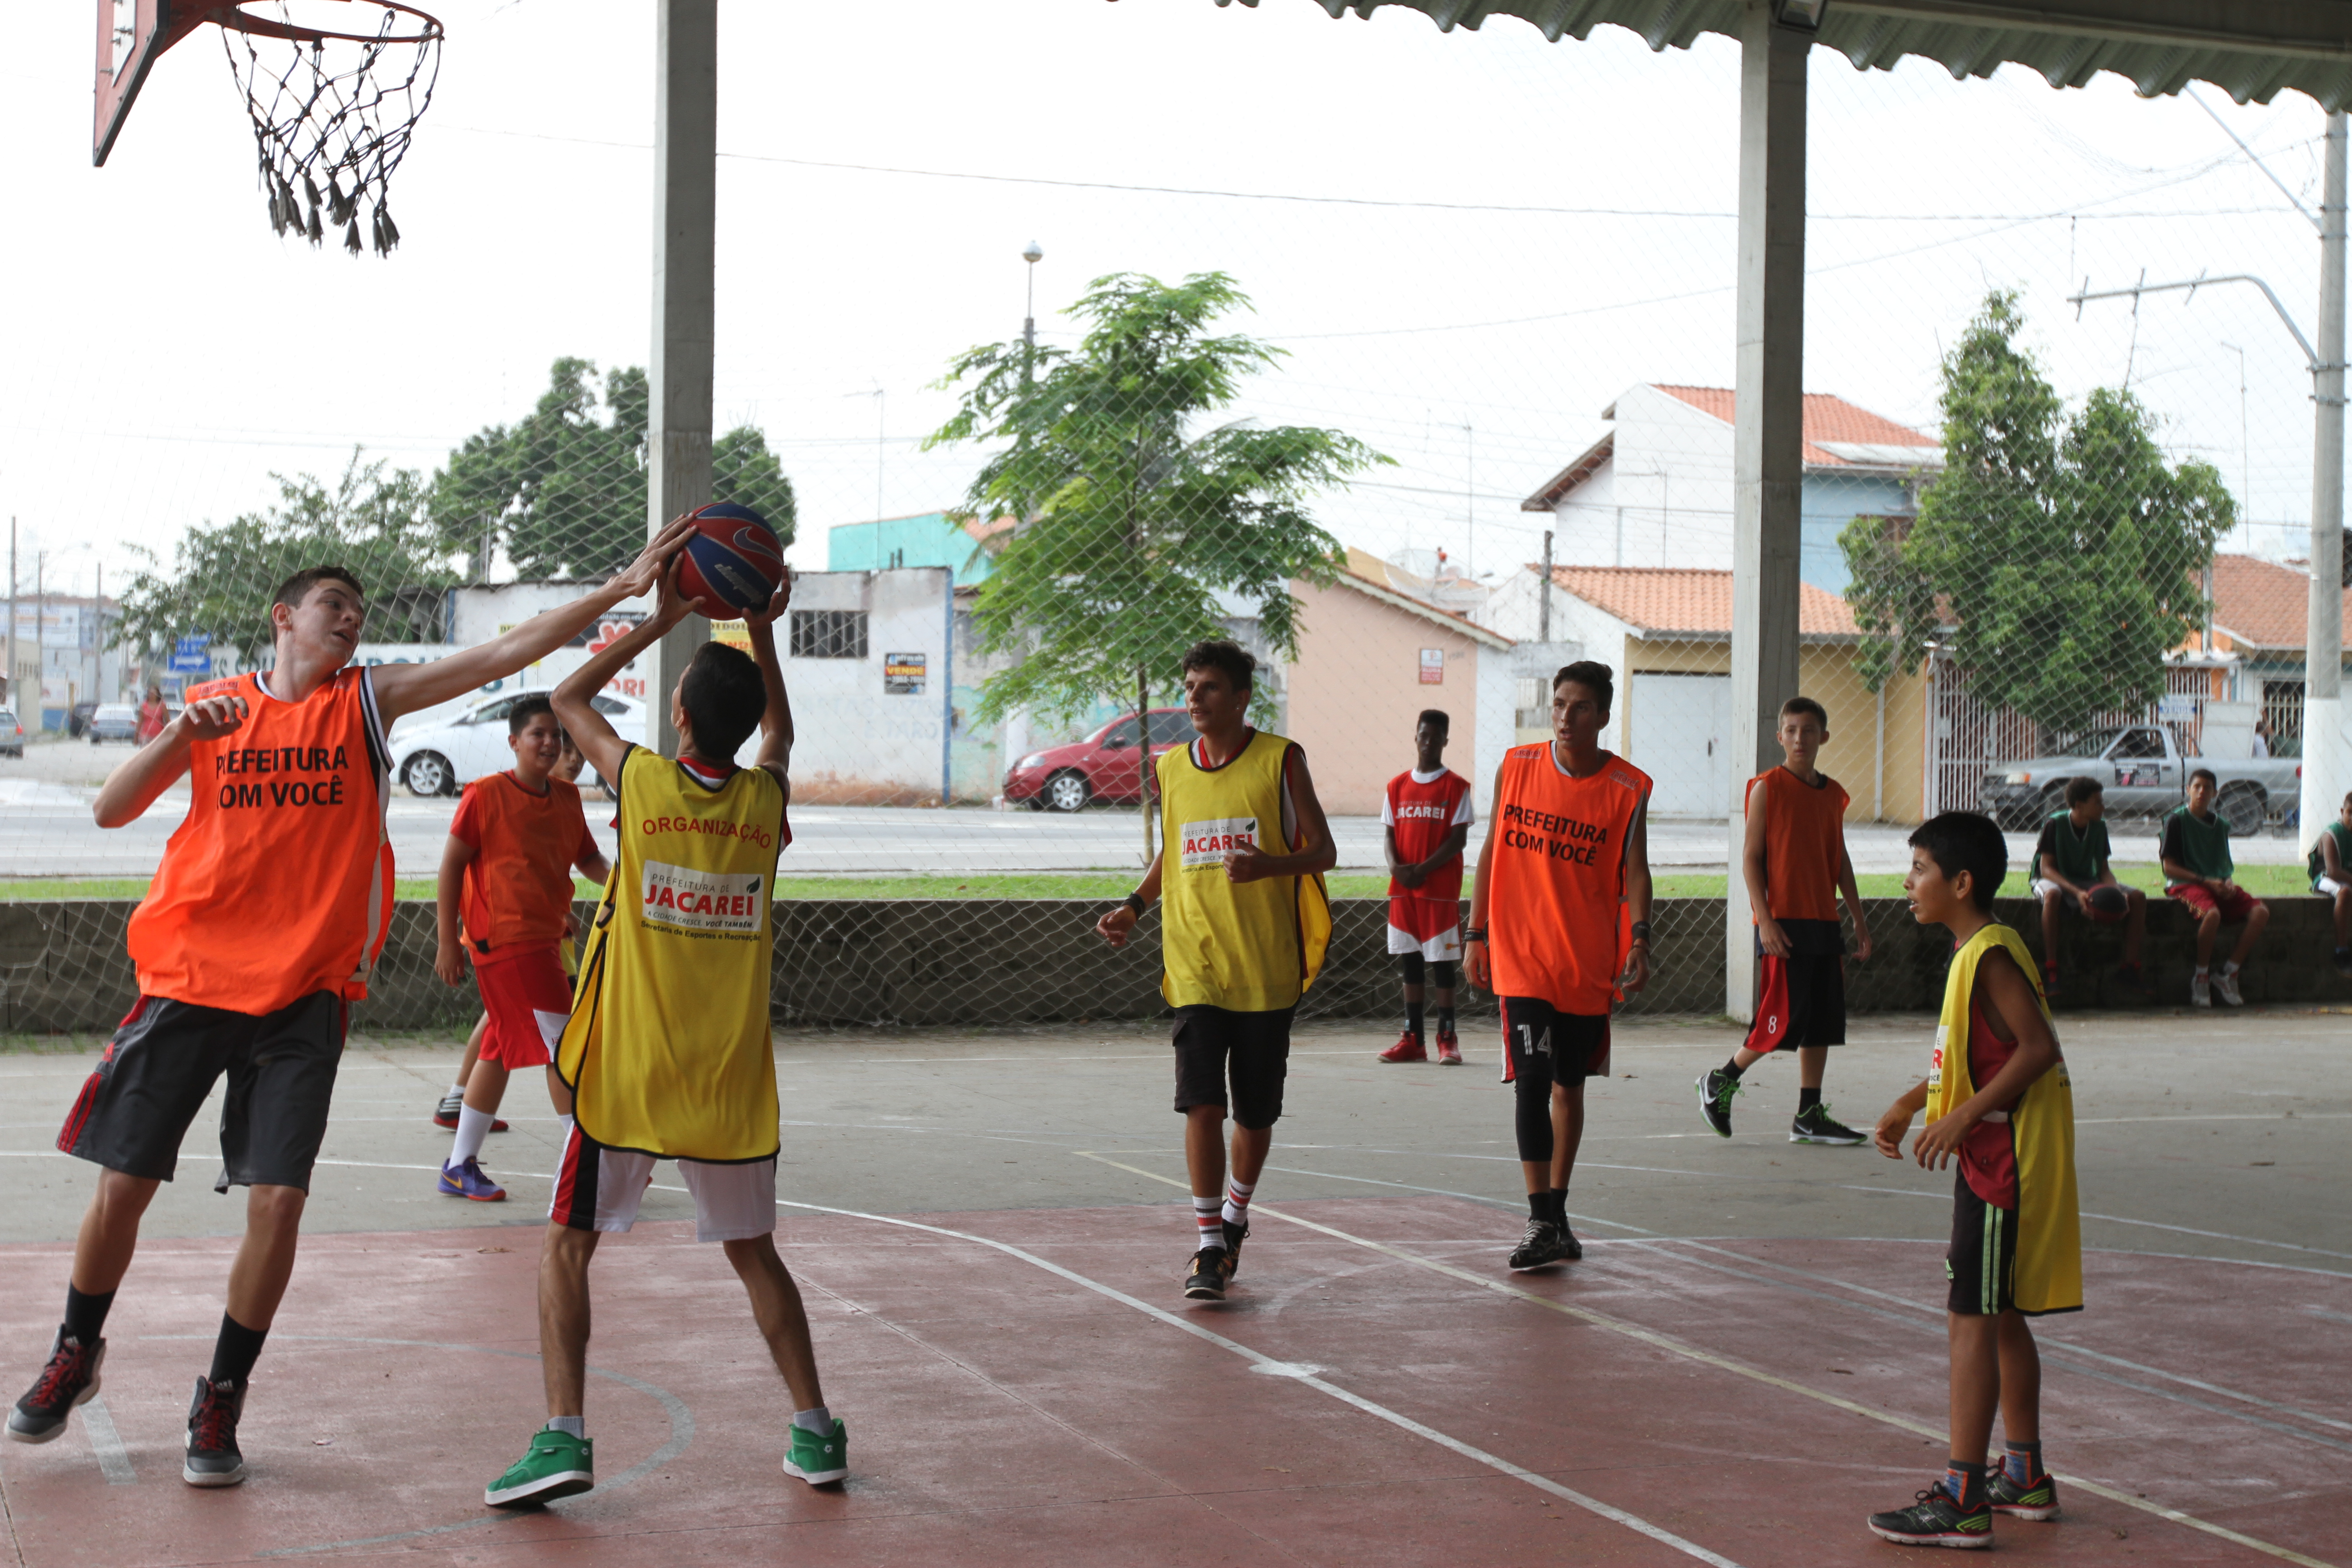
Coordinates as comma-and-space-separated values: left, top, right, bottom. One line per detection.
1741, 952, 1845, 1053
56, 992, 346, 1194
1171, 1004, 1294, 1130
1945, 1169, 2019, 1317
1500, 998, 1610, 1088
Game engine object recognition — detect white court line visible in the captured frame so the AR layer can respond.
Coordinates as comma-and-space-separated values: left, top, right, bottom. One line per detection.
1076, 1151, 2336, 1568
765, 1195, 1744, 1568
1840, 1185, 2352, 1262
81, 1393, 135, 1485
1255, 1161, 1660, 1235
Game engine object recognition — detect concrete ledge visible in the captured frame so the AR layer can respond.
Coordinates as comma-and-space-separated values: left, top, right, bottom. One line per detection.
4, 893, 2345, 1034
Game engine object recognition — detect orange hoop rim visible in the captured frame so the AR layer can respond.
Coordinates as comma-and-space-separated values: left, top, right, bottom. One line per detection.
212, 1, 444, 48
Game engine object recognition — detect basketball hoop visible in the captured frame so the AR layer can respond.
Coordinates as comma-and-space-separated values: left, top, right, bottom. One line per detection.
215, 2, 441, 255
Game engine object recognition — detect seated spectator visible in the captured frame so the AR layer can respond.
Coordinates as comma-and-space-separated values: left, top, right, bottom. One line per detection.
2306, 790, 2352, 975
2031, 776, 2148, 1001
2160, 768, 2268, 1008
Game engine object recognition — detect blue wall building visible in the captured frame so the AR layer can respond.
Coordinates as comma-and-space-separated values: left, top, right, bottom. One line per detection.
828, 513, 1000, 587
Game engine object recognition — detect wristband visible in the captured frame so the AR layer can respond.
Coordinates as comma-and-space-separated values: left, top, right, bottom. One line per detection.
1464, 927, 1488, 944
1629, 920, 1651, 942
1122, 893, 1148, 916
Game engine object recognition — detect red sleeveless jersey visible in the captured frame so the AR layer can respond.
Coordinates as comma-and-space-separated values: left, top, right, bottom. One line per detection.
1487, 745, 1650, 1012
1385, 767, 1473, 905
127, 668, 394, 1014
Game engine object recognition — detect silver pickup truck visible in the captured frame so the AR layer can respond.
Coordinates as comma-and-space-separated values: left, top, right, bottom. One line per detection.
1979, 723, 2301, 834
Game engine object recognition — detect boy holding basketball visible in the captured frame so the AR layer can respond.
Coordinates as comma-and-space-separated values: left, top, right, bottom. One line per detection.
1696, 697, 1871, 1145
7, 519, 699, 1488
2160, 768, 2269, 1007
487, 539, 846, 1507
1869, 811, 2078, 1548
430, 695, 609, 1203
2030, 777, 2147, 1000
2307, 792, 2352, 973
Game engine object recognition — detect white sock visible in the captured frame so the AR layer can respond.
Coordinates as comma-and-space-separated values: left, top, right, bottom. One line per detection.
448, 1081, 468, 1097
1222, 1176, 1255, 1228
1193, 1196, 1226, 1251
2195, 965, 2210, 978
451, 1105, 495, 1165
545, 1416, 585, 1438
791, 1405, 832, 1435
2222, 960, 2241, 976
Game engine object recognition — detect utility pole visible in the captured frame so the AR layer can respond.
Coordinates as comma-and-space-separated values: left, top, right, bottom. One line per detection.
33, 552, 43, 730
2305, 111, 2347, 835
1538, 529, 1554, 642
1021, 240, 1043, 383
6, 518, 14, 715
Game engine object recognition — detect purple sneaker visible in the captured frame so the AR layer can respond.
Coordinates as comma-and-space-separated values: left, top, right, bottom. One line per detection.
438, 1157, 506, 1202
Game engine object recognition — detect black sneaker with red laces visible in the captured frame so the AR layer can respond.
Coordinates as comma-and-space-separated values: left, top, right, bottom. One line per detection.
184, 1375, 249, 1487
6, 1330, 104, 1444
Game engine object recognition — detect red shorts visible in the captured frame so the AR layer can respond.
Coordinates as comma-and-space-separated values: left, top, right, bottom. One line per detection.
470, 942, 574, 1069
2166, 883, 2259, 923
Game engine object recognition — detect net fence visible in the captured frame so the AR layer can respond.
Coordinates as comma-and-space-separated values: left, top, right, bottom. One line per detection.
2, 8, 2337, 1032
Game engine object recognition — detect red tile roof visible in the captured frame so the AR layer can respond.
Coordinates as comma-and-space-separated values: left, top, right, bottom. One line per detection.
1651, 385, 1938, 466
1547, 564, 1859, 639
2209, 552, 2352, 651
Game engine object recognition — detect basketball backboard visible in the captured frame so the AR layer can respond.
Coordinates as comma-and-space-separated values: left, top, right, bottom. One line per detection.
93, 0, 206, 167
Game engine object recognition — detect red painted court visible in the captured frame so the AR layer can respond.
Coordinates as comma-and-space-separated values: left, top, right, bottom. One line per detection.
2, 1194, 2343, 1567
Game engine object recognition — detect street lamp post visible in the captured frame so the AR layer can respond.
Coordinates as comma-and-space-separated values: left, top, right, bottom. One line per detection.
1021, 240, 1043, 383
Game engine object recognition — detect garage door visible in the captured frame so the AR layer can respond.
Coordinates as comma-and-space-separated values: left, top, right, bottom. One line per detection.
1630, 672, 1731, 818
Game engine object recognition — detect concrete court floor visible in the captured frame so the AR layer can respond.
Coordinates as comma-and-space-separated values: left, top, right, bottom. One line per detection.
0, 1009, 2345, 1567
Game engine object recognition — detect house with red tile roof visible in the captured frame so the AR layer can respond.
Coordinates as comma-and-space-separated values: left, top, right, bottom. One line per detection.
2188, 552, 2352, 751
1517, 383, 1942, 596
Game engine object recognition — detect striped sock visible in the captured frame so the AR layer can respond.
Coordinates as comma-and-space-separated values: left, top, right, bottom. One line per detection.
1194, 1196, 1226, 1250
2002, 1440, 2042, 1484
1222, 1177, 1255, 1228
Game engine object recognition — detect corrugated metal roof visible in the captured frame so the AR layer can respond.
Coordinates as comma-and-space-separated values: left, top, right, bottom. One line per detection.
1218, 0, 2352, 111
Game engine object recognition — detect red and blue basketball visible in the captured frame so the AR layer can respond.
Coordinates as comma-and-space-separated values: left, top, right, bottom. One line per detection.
675, 503, 785, 617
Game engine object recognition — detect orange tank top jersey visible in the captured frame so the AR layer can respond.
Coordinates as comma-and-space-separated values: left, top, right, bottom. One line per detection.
127, 668, 394, 1014
1488, 745, 1651, 1012
453, 772, 596, 952
1745, 767, 1849, 922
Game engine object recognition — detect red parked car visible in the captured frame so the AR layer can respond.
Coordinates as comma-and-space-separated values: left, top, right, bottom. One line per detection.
1004, 707, 1198, 812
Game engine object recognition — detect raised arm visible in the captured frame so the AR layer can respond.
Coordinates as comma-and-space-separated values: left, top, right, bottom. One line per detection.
739, 575, 794, 785
553, 562, 696, 785
371, 516, 700, 727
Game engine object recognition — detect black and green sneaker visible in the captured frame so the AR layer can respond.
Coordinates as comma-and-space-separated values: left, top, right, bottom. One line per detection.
1868, 1481, 1994, 1548
485, 1426, 594, 1508
1695, 1069, 1741, 1137
1987, 1465, 2060, 1521
1789, 1103, 1866, 1145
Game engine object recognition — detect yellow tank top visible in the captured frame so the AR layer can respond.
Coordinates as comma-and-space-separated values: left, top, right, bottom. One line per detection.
1156, 731, 1331, 1011
557, 747, 786, 1161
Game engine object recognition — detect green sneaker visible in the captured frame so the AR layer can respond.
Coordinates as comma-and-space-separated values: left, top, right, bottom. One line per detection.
782, 1417, 848, 1485
484, 1426, 594, 1508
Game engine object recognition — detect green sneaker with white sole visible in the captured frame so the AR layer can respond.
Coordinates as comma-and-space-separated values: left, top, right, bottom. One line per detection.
783, 1417, 848, 1485
484, 1426, 594, 1508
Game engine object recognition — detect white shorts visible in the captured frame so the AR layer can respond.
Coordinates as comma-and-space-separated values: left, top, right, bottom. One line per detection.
2322, 875, 2350, 897
2029, 878, 2062, 901
1387, 922, 1462, 961
550, 1123, 777, 1243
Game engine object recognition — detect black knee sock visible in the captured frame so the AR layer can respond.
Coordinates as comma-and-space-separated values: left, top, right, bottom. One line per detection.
1720, 1056, 1745, 1081
209, 1313, 269, 1388
1547, 1188, 1568, 1225
62, 1285, 115, 1345
1526, 1191, 1548, 1223
1797, 1086, 1822, 1112
1436, 1003, 1455, 1031
1406, 1000, 1426, 1041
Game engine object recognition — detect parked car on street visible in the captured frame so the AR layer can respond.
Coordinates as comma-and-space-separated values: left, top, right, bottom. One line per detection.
1002, 708, 1199, 812
391, 691, 644, 796
67, 701, 98, 738
87, 704, 140, 744
0, 709, 22, 759
1980, 722, 2301, 834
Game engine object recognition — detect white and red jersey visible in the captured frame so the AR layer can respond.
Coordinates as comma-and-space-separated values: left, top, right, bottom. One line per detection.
1385, 767, 1474, 904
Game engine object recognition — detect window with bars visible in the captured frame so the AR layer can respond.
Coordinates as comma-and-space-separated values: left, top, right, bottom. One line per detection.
790, 609, 868, 660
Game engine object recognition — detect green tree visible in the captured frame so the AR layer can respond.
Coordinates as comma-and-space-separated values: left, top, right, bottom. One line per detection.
928, 271, 1386, 740
1841, 290, 2234, 737
114, 450, 459, 665
428, 358, 797, 580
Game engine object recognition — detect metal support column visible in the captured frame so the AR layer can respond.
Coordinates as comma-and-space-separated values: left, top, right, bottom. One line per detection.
1725, 1, 1809, 1022
2301, 112, 2347, 842
647, 0, 717, 756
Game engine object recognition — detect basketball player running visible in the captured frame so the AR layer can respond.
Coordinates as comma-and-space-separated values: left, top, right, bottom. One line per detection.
486, 555, 844, 1506
6, 518, 700, 1487
1097, 640, 1335, 1303
1465, 661, 1652, 1271
1377, 710, 1474, 1064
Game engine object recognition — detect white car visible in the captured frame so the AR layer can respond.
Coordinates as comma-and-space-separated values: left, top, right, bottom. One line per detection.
391, 691, 644, 797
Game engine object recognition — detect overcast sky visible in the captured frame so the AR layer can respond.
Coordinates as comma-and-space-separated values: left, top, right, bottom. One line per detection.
0, 0, 2334, 603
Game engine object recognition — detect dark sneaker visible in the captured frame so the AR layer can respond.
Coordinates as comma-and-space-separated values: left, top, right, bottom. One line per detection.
1183, 1247, 1230, 1301
183, 1375, 247, 1487
439, 1157, 506, 1202
2115, 962, 2154, 1000
1222, 1218, 1250, 1282
1987, 1466, 2060, 1521
1508, 1219, 1566, 1272
485, 1426, 594, 1507
1696, 1069, 1741, 1137
1558, 1220, 1583, 1261
1867, 1483, 1993, 1548
782, 1417, 848, 1486
1377, 1030, 1427, 1063
1435, 1025, 1462, 1065
7, 1331, 104, 1444
1789, 1103, 1866, 1146
432, 1093, 463, 1129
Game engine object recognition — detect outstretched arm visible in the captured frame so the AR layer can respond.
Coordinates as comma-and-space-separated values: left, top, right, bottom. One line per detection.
371, 516, 701, 727
553, 561, 697, 785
